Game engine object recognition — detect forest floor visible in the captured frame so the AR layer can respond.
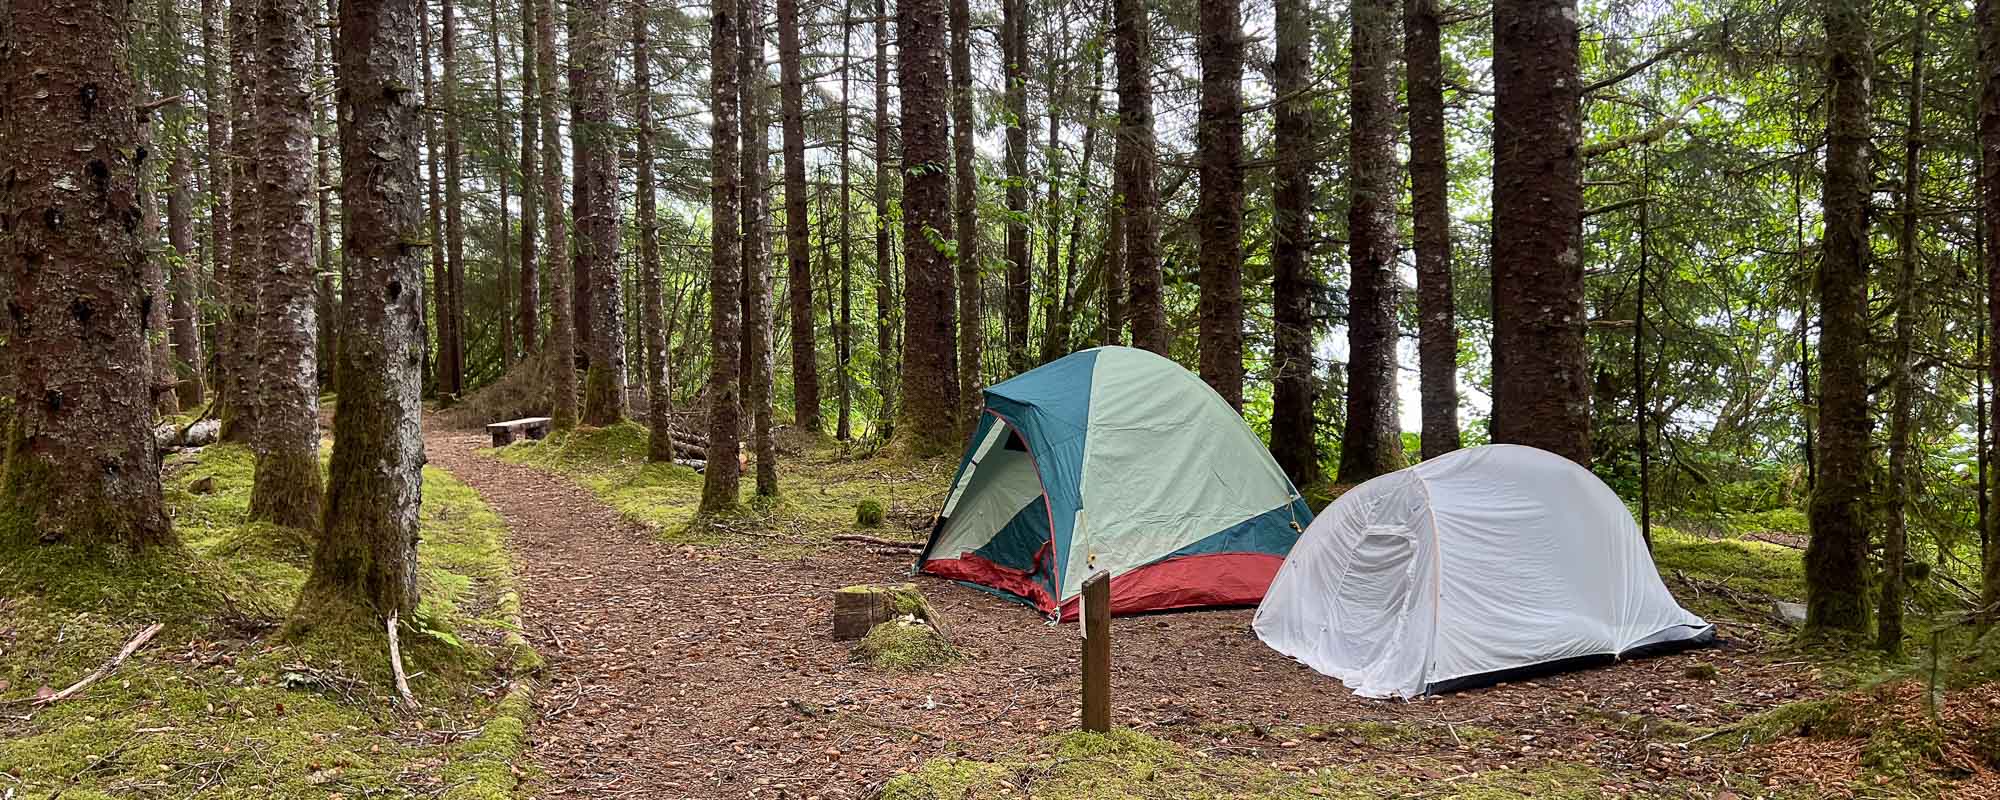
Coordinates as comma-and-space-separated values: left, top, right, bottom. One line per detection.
424, 419, 2000, 800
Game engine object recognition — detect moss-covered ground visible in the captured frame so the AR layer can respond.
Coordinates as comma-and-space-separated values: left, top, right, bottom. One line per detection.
879, 728, 1642, 799
493, 422, 952, 555
0, 443, 535, 799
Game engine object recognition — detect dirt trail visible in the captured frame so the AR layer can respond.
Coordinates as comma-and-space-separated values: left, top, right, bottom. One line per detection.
424, 428, 1822, 799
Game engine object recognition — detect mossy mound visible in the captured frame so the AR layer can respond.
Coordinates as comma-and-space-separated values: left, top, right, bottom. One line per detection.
857, 618, 956, 672
880, 728, 1619, 799
855, 498, 886, 527
438, 355, 556, 429
1717, 679, 2000, 795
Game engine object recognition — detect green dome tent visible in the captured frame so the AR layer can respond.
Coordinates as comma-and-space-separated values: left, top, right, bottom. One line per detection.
915, 346, 1310, 620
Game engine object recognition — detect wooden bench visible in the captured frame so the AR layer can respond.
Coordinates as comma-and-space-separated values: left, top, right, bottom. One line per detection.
487, 416, 552, 447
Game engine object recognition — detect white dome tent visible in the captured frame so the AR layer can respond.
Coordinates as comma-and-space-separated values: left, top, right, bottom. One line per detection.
1254, 444, 1714, 699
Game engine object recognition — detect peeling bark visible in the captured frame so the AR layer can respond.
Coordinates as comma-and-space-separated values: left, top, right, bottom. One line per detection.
248, 0, 325, 531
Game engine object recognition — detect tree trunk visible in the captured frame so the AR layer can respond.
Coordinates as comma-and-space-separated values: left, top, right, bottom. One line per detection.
1195, 0, 1245, 409
248, 0, 326, 531
892, 0, 959, 457
0, 0, 175, 550
519, 3, 540, 356
873, 0, 897, 435
1805, 0, 1875, 637
1490, 0, 1588, 466
1113, 0, 1164, 354
635, 2, 672, 463
778, 0, 821, 436
439, 0, 465, 399
201, 0, 230, 408
701, 0, 745, 513
951, 0, 982, 423
222, 0, 261, 441
493, 0, 513, 368
139, 116, 176, 419
577, 0, 626, 425
1879, 6, 1926, 655
313, 6, 337, 392
1268, 0, 1317, 489
169, 139, 207, 409
568, 9, 591, 366
1038, 40, 1068, 366
295, 0, 426, 623
540, 0, 577, 429
1336, 0, 1403, 481
1002, 0, 1031, 375
837, 5, 856, 441
742, 0, 779, 496
1983, 0, 2000, 620
1407, 0, 1459, 461
419, 0, 443, 398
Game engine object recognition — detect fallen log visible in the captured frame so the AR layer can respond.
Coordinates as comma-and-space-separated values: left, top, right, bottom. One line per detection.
833, 534, 922, 549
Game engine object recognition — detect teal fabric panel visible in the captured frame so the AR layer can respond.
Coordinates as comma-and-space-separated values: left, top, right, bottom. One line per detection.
982, 349, 1099, 599
1156, 499, 1310, 563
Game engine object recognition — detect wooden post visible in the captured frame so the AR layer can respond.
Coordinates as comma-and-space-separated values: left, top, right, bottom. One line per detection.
1080, 571, 1111, 732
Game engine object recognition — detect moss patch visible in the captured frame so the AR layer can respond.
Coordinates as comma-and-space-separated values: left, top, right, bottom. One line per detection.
1650, 525, 1806, 616
857, 618, 957, 672
880, 728, 1632, 799
0, 443, 536, 799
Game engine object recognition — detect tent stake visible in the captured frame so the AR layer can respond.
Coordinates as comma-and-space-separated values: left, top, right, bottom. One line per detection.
1081, 572, 1111, 733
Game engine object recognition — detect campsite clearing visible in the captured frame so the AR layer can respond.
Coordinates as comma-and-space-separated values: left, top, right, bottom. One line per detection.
427, 425, 1929, 799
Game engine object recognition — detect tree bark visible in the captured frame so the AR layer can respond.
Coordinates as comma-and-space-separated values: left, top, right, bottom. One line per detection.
492, 0, 513, 368
295, 0, 426, 623
1805, 0, 1874, 637
576, 0, 625, 425
1113, 0, 1164, 354
837, 5, 856, 441
951, 0, 982, 423
778, 0, 822, 436
1983, 0, 2000, 619
893, 0, 959, 457
1879, 6, 1926, 655
701, 0, 745, 513
1336, 0, 1403, 481
1490, 0, 1588, 466
439, 0, 465, 399
1195, 0, 1245, 409
1268, 0, 1317, 489
873, 0, 897, 435
222, 0, 261, 441
419, 0, 442, 398
170, 138, 207, 410
1407, 0, 1459, 461
1002, 0, 1031, 375
0, 0, 176, 550
313, 6, 337, 392
200, 0, 230, 408
540, 0, 577, 429
519, 2, 540, 356
635, 2, 672, 463
742, 0, 779, 496
247, 0, 326, 531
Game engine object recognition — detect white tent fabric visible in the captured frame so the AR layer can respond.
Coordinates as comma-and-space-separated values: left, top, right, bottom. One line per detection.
1254, 444, 1711, 699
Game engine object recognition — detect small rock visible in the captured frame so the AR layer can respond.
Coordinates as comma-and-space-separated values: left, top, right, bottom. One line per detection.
189, 475, 215, 495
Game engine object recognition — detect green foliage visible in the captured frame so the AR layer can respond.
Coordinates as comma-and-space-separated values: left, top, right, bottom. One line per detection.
0, 444, 535, 799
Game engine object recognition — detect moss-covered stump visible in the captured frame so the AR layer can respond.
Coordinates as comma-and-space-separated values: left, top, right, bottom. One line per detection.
855, 498, 885, 527
832, 583, 929, 639
857, 617, 957, 672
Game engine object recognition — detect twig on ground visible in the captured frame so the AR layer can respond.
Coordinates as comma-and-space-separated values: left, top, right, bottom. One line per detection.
386, 613, 419, 709
34, 622, 164, 707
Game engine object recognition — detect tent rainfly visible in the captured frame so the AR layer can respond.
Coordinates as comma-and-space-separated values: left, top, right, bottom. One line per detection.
1254, 444, 1714, 698
916, 346, 1309, 620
